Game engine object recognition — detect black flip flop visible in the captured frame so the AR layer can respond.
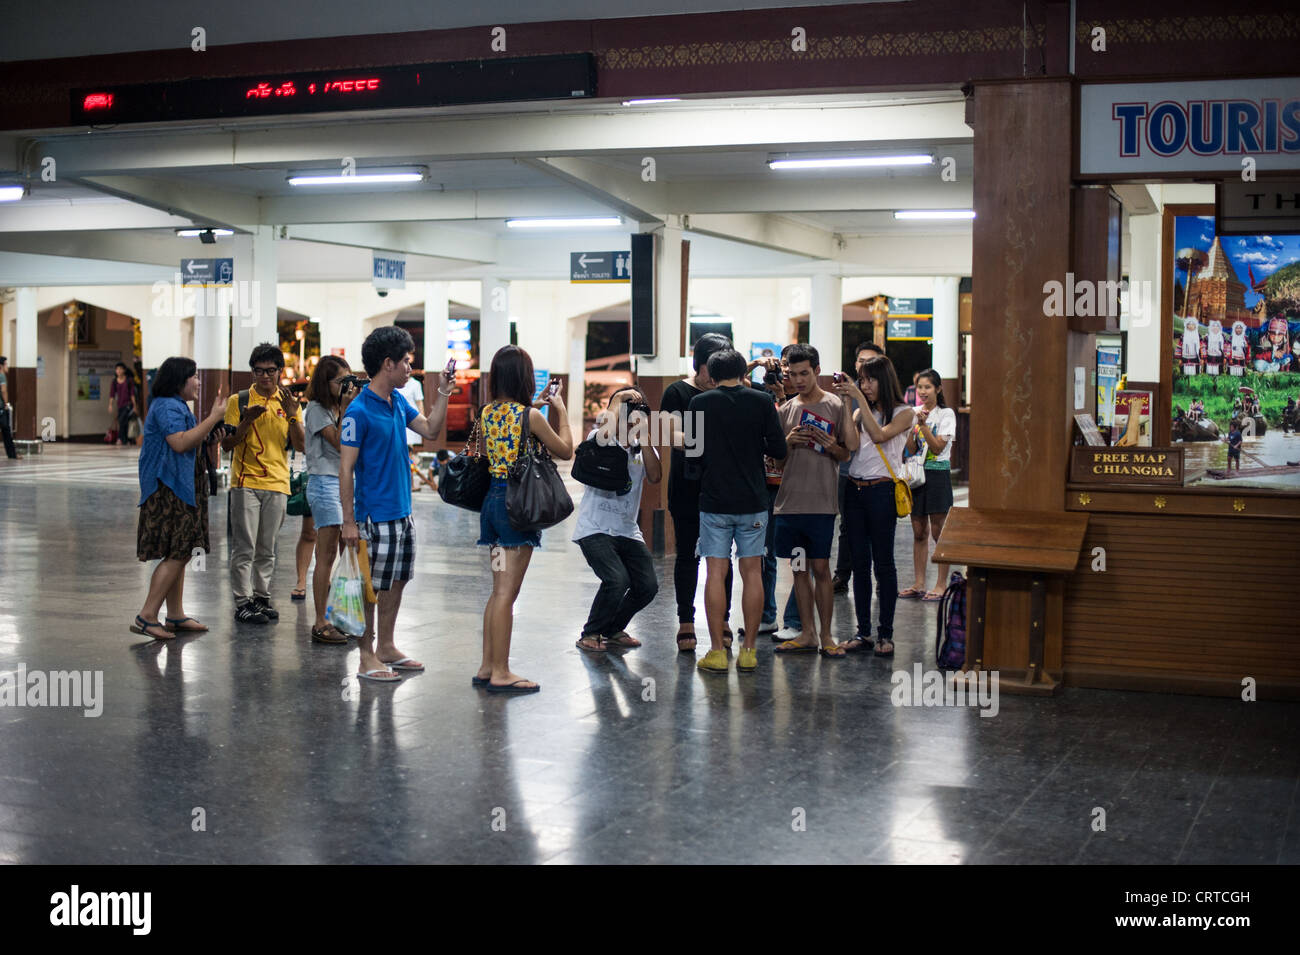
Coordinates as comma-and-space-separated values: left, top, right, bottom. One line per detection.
129, 615, 173, 640
839, 635, 874, 654
471, 675, 490, 687
486, 680, 540, 694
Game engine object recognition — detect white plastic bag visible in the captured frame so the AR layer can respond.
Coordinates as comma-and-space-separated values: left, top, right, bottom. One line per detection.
325, 546, 366, 636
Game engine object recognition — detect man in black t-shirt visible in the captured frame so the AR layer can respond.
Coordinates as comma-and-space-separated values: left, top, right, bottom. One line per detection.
661, 333, 733, 652
687, 348, 786, 675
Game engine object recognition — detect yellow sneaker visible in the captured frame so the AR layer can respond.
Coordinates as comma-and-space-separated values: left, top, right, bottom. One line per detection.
697, 649, 729, 673
737, 647, 758, 672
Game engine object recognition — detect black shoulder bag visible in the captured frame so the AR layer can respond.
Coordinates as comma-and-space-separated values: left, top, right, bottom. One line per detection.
506, 405, 574, 532
438, 413, 491, 512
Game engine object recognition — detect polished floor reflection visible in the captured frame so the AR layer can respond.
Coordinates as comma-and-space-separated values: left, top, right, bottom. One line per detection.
0, 446, 1296, 864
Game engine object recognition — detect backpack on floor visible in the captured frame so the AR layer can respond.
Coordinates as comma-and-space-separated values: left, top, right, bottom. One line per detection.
935, 571, 968, 671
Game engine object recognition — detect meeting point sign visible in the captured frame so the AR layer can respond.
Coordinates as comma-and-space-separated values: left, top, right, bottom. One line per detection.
1079, 78, 1300, 177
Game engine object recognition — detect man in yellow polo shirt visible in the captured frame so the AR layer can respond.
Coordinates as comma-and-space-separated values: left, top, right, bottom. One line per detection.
222, 343, 305, 624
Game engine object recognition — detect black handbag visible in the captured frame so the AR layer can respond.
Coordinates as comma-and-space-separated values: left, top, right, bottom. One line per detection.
571, 436, 632, 494
506, 405, 573, 532
438, 414, 491, 512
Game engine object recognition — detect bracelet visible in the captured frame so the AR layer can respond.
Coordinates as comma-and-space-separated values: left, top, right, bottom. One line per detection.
437, 386, 454, 397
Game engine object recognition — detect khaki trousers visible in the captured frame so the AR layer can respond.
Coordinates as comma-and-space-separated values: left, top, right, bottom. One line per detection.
229, 487, 287, 602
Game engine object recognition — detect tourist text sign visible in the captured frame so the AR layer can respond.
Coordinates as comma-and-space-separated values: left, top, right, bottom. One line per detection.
1070, 446, 1185, 485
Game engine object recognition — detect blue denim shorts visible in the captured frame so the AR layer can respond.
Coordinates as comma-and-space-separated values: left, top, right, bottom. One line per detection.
477, 479, 541, 549
305, 473, 343, 527
697, 510, 767, 560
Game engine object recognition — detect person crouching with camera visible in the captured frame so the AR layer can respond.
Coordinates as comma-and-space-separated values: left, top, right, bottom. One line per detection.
572, 387, 661, 653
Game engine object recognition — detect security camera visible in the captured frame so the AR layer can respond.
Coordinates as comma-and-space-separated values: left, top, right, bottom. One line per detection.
376, 288, 389, 298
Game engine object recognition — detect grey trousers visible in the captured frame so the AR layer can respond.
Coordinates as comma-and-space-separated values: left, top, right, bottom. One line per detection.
229, 487, 287, 603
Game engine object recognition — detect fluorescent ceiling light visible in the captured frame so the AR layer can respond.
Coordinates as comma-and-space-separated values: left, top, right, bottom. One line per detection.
0, 186, 23, 202
505, 217, 623, 229
893, 209, 976, 220
769, 154, 933, 170
175, 228, 234, 237
622, 98, 681, 106
288, 172, 425, 186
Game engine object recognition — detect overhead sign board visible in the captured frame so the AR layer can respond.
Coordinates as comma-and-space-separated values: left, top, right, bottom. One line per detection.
570, 250, 631, 283
372, 251, 406, 290
1080, 78, 1300, 177
1215, 179, 1300, 235
887, 320, 933, 339
179, 258, 233, 287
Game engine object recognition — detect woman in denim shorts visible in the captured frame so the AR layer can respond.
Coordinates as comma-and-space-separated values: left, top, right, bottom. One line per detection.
302, 355, 358, 644
474, 345, 573, 693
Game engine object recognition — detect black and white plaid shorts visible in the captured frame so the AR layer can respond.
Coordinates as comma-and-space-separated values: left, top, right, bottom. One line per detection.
363, 516, 416, 591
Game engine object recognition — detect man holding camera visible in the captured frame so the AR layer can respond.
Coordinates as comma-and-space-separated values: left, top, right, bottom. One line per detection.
771, 344, 858, 658
222, 344, 305, 625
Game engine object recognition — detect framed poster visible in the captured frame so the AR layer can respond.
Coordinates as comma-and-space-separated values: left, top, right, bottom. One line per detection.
1163, 206, 1300, 491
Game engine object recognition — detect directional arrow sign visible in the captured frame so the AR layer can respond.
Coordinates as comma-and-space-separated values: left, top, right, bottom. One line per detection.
571, 250, 631, 283
180, 258, 233, 287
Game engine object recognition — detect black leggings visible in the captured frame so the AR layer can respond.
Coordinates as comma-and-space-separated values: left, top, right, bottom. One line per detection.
670, 507, 732, 625
117, 405, 133, 444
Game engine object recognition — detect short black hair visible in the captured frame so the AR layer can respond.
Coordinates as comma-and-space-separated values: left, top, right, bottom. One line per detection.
0, 355, 7, 366
855, 340, 885, 359
248, 342, 284, 370
705, 348, 747, 383
692, 332, 732, 371
487, 344, 536, 406
151, 356, 197, 399
785, 343, 819, 369
360, 325, 415, 377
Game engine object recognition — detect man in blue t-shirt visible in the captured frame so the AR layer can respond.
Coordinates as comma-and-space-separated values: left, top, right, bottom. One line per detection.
339, 326, 454, 683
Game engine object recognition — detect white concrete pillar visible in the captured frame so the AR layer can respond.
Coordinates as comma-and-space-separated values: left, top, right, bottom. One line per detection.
315, 289, 364, 365
931, 275, 960, 379
423, 282, 450, 371
638, 226, 684, 377
480, 277, 510, 370
193, 287, 230, 371
231, 227, 278, 362
810, 271, 842, 373
13, 287, 37, 366
567, 316, 587, 437
1125, 212, 1161, 383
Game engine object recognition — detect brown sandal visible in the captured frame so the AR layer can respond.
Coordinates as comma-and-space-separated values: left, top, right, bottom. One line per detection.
312, 624, 348, 645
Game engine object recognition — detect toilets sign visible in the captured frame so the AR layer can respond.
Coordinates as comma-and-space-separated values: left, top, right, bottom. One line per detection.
570, 251, 630, 283
1080, 78, 1300, 176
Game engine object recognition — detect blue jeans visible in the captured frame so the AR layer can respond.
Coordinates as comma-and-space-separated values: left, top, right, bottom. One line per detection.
842, 480, 899, 641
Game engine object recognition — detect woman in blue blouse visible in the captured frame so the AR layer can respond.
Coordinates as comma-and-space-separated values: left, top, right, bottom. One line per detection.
132, 357, 226, 640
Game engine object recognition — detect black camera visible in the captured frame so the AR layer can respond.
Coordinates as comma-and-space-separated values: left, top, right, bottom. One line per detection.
288, 381, 308, 395
626, 401, 651, 418
763, 366, 784, 386
339, 375, 367, 391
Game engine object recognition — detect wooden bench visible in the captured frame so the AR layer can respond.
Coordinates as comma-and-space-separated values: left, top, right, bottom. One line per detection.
934, 508, 1089, 695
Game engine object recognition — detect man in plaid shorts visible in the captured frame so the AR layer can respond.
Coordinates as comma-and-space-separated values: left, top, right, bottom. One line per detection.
340, 326, 453, 682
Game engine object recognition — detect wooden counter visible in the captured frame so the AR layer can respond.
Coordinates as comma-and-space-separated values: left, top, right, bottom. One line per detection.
1062, 485, 1300, 699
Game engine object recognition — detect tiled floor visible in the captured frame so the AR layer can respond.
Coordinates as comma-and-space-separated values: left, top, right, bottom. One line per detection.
0, 445, 1296, 864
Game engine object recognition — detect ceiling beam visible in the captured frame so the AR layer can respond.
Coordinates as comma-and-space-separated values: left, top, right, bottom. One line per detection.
0, 230, 200, 267
32, 102, 972, 174
668, 177, 972, 214
0, 197, 195, 232
685, 213, 835, 259
521, 157, 665, 224
262, 186, 611, 225
76, 174, 259, 228
284, 222, 497, 264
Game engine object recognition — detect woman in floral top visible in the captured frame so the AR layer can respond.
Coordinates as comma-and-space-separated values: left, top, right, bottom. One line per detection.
474, 345, 573, 693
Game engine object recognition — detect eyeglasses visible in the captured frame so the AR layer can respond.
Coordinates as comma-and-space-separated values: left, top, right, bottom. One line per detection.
251, 367, 279, 377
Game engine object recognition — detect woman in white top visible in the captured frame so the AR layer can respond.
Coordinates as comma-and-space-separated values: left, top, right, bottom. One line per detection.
573, 387, 662, 651
831, 356, 914, 656
902, 369, 958, 601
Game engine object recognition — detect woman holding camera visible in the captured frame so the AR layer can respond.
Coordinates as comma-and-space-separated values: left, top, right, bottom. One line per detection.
132, 357, 227, 639
302, 355, 359, 643
573, 387, 661, 652
475, 345, 573, 693
832, 356, 913, 656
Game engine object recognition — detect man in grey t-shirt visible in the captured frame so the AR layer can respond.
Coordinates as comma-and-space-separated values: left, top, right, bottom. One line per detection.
771, 344, 858, 657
